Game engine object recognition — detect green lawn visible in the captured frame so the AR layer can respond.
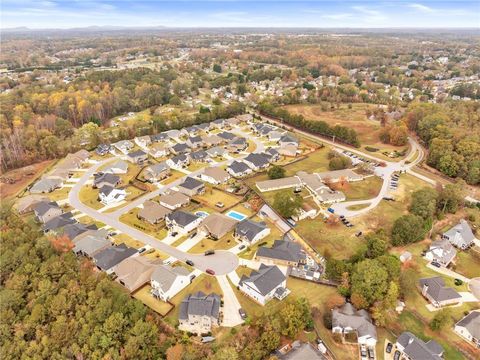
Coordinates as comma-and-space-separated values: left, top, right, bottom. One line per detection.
47, 186, 72, 202
452, 248, 480, 279
119, 208, 168, 240
78, 186, 103, 209
161, 169, 185, 185
188, 232, 237, 254
194, 186, 242, 210
336, 176, 383, 201
133, 285, 174, 316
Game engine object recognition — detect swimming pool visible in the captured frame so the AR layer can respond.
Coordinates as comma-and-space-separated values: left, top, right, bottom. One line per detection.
225, 210, 247, 221
195, 211, 209, 218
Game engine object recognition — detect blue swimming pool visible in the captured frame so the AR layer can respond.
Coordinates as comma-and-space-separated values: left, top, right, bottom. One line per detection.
195, 211, 209, 218
225, 210, 247, 221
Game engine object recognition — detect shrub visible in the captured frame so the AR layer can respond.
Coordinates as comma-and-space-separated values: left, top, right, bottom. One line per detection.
365, 146, 379, 152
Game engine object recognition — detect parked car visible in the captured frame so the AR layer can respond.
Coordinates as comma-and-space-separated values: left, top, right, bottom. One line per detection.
239, 244, 246, 250
287, 218, 297, 226
454, 278, 463, 286
316, 339, 327, 354
186, 259, 194, 266
206, 268, 215, 275
394, 350, 401, 360
189, 232, 197, 239
239, 308, 247, 320
138, 247, 147, 254
339, 215, 345, 219
386, 342, 393, 354
431, 261, 441, 268
327, 207, 335, 213
215, 202, 225, 208
204, 250, 215, 256
368, 348, 374, 359
171, 231, 178, 237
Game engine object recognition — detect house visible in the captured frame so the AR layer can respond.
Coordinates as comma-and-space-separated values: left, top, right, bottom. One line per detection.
159, 191, 190, 210
279, 134, 299, 146
259, 125, 276, 137
234, 219, 270, 245
292, 203, 317, 221
200, 213, 238, 240
256, 176, 302, 192
268, 130, 284, 142
30, 178, 63, 193
217, 131, 236, 141
164, 129, 182, 141
454, 311, 480, 348
167, 154, 190, 169
113, 256, 158, 293
425, 238, 457, 267
72, 230, 111, 258
278, 144, 298, 157
228, 136, 248, 152
93, 243, 138, 274
224, 117, 240, 127
442, 219, 476, 249
227, 160, 253, 178
137, 201, 171, 224
187, 136, 203, 149
96, 143, 112, 156
178, 292, 221, 334
196, 122, 211, 132
244, 153, 270, 171
202, 134, 224, 147
316, 169, 364, 183
126, 150, 148, 164
17, 195, 49, 214
190, 150, 210, 163
171, 143, 190, 155
332, 303, 377, 346
200, 167, 230, 185
93, 173, 120, 189
149, 143, 169, 158
206, 146, 227, 158
264, 148, 280, 162
297, 172, 345, 203
151, 264, 191, 301
256, 240, 307, 267
182, 126, 199, 137
277, 341, 325, 360
239, 264, 288, 305
178, 177, 205, 196
419, 276, 462, 308
98, 185, 127, 206
236, 113, 253, 123
396, 332, 444, 360
211, 118, 225, 129
47, 168, 73, 181
134, 135, 152, 148
166, 210, 202, 234
42, 213, 76, 234
102, 160, 128, 174
150, 132, 169, 143
144, 162, 170, 183
62, 223, 97, 241
34, 201, 63, 223
113, 140, 133, 154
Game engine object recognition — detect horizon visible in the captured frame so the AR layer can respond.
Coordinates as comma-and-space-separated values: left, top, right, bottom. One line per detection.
2, 1, 479, 30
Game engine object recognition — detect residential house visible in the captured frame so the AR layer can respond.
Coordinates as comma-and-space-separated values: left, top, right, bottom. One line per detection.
93, 173, 120, 189
171, 143, 190, 155
259, 125, 276, 137
217, 131, 236, 141
396, 332, 444, 360
63, 223, 97, 241
239, 264, 288, 305
228, 136, 248, 152
30, 178, 63, 193
227, 160, 253, 178
244, 153, 270, 171
42, 212, 76, 234
149, 143, 169, 158
96, 143, 112, 156
316, 169, 364, 183
234, 219, 271, 245
167, 154, 190, 169
297, 172, 345, 203
256, 176, 302, 192
150, 132, 169, 143
159, 191, 190, 210
332, 303, 377, 346
72, 230, 111, 258
126, 149, 148, 164
264, 148, 280, 162
164, 129, 182, 141
178, 177, 205, 196
199, 167, 230, 185
277, 341, 325, 360
202, 134, 224, 147
292, 203, 318, 221
113, 140, 133, 154
34, 201, 63, 223
279, 134, 299, 147
442, 219, 476, 249
278, 144, 298, 157
225, 117, 240, 127
256, 240, 307, 267
98, 185, 127, 206
196, 122, 211, 132
113, 256, 158, 293
419, 277, 462, 308
144, 162, 170, 183
425, 238, 457, 267
166, 210, 202, 234
102, 160, 128, 174
268, 130, 284, 142
93, 244, 138, 274
200, 213, 238, 240
236, 114, 253, 123
210, 118, 225, 129
187, 136, 203, 149
190, 150, 210, 163
182, 126, 199, 137
134, 135, 152, 148
454, 311, 480, 348
178, 292, 221, 334
206, 146, 227, 158
137, 201, 171, 224
17, 195, 49, 214
151, 264, 191, 301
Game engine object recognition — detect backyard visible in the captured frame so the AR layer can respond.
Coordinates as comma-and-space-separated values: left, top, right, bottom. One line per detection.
133, 285, 174, 316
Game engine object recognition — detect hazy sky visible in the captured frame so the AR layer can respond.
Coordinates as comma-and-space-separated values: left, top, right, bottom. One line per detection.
2, 1, 479, 29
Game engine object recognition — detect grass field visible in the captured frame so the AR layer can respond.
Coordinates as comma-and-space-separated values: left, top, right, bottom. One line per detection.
194, 186, 242, 210
133, 285, 174, 316
112, 233, 145, 249
332, 176, 383, 201
78, 186, 103, 209
47, 186, 72, 202
188, 232, 237, 254
161, 169, 185, 185
119, 208, 168, 240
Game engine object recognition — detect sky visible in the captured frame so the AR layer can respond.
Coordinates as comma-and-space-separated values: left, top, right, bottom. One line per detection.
1, 1, 479, 29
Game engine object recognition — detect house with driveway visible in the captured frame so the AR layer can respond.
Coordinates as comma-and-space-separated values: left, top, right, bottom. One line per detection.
200, 213, 238, 240
92, 244, 138, 274
42, 212, 77, 234
425, 238, 457, 267
332, 302, 377, 346
72, 230, 111, 258
150, 264, 191, 301
239, 264, 288, 305
134, 135, 152, 148
454, 310, 480, 348
279, 134, 299, 147
234, 219, 270, 245
113, 140, 133, 154
199, 167, 230, 185
93, 173, 120, 189
126, 149, 148, 164
396, 332, 444, 360
442, 219, 476, 250
256, 240, 307, 267
228, 136, 248, 152
34, 201, 63, 223
171, 143, 190, 155
167, 154, 190, 169
30, 177, 63, 194
244, 153, 270, 171
113, 256, 159, 293
178, 291, 221, 334
143, 162, 170, 183
16, 195, 49, 215
149, 143, 169, 158
190, 150, 210, 163
419, 276, 462, 308
206, 146, 227, 158
166, 210, 202, 234
137, 201, 172, 224
227, 160, 253, 178
178, 177, 205, 197
98, 185, 127, 206
159, 191, 190, 210
186, 136, 204, 149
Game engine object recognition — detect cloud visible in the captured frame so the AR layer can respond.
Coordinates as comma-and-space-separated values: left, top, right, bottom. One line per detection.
408, 3, 434, 13
351, 5, 387, 22
321, 13, 353, 20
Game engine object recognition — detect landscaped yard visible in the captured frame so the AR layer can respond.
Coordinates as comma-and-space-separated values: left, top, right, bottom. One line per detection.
188, 232, 237, 254
47, 186, 73, 202
332, 176, 383, 201
133, 285, 174, 316
78, 186, 103, 209
112, 233, 145, 249
161, 169, 185, 184
119, 208, 168, 240
194, 186, 242, 210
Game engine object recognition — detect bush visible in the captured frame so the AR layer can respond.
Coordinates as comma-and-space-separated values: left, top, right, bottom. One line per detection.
391, 214, 427, 246
323, 311, 333, 329
365, 146, 379, 152
329, 155, 352, 170
268, 165, 286, 179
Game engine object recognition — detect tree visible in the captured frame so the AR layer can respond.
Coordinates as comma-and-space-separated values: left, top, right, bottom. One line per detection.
391, 214, 427, 246
437, 181, 465, 214
267, 165, 286, 179
213, 64, 222, 73
272, 190, 303, 218
365, 230, 388, 258
351, 259, 389, 307
430, 308, 452, 331
409, 187, 438, 220
328, 155, 352, 170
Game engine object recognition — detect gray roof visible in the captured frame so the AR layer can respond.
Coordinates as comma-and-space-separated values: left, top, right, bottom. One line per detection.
332, 303, 377, 340
245, 153, 270, 168
179, 291, 221, 320
419, 277, 461, 302
103, 160, 128, 174
443, 219, 475, 247
179, 176, 204, 191
206, 146, 226, 157
99, 184, 115, 197
30, 178, 62, 193
93, 244, 137, 271
278, 341, 325, 360
196, 122, 211, 130
239, 264, 286, 296
235, 219, 267, 242
397, 332, 443, 360
217, 131, 236, 140
190, 150, 209, 161
280, 134, 299, 144
172, 143, 190, 153
188, 135, 202, 144
170, 154, 189, 164
127, 149, 147, 158
34, 201, 60, 216
166, 210, 200, 227
42, 212, 76, 232
94, 173, 120, 187
151, 264, 190, 293
256, 240, 307, 263
230, 136, 247, 145
428, 238, 457, 265
146, 162, 169, 176
150, 132, 169, 142
73, 231, 110, 256
63, 222, 97, 240
228, 160, 250, 174
456, 311, 480, 339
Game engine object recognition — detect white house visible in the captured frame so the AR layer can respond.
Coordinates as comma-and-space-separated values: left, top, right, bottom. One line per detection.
332, 303, 377, 346
165, 210, 202, 234
98, 185, 127, 206
178, 292, 221, 334
199, 167, 230, 185
150, 264, 191, 302
166, 154, 190, 170
238, 264, 288, 305
234, 219, 270, 245
454, 311, 480, 348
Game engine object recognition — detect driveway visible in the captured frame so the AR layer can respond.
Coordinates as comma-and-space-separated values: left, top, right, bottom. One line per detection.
468, 278, 480, 299
217, 275, 244, 327
426, 263, 471, 283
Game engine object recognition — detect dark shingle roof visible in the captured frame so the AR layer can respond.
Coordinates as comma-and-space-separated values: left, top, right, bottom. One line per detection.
42, 212, 76, 232
397, 332, 443, 360
167, 210, 200, 227
256, 240, 306, 262
419, 277, 461, 302
179, 177, 204, 190
93, 243, 137, 271
245, 153, 270, 168
456, 311, 480, 339
239, 264, 286, 296
228, 160, 250, 174
235, 219, 267, 242
217, 131, 236, 140
34, 201, 60, 216
179, 291, 221, 320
